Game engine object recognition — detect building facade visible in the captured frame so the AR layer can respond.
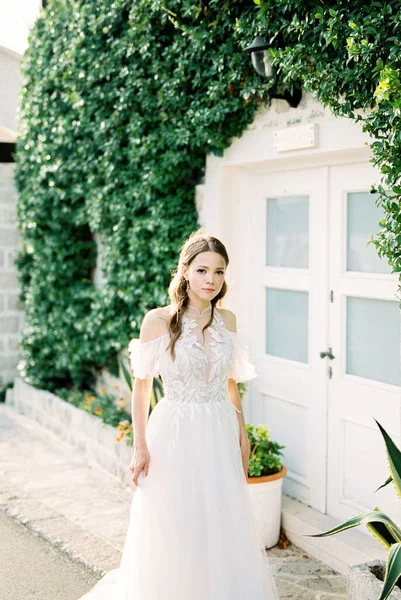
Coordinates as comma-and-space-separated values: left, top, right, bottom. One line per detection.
197, 90, 401, 570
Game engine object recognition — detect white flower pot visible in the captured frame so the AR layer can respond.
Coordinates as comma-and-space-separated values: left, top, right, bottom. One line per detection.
246, 465, 287, 548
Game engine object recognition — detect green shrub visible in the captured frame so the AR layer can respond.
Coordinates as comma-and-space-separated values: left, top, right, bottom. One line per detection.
247, 423, 285, 477
14, 0, 400, 398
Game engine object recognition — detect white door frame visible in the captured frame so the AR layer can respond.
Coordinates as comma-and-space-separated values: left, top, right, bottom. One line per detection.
216, 148, 400, 520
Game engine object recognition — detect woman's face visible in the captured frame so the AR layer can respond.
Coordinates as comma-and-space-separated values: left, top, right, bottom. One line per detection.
184, 251, 226, 304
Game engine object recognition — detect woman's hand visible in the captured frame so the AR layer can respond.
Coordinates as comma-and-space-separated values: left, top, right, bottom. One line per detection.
239, 430, 250, 480
129, 444, 150, 486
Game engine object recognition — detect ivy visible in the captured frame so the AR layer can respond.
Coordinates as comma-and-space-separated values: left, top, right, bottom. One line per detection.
14, 0, 267, 392
253, 0, 401, 283
14, 0, 401, 393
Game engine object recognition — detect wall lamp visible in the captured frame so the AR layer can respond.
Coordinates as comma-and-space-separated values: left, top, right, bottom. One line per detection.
244, 35, 302, 108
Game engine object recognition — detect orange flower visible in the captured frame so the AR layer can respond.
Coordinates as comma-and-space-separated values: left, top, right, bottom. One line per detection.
94, 407, 102, 415
85, 394, 95, 403
99, 387, 106, 394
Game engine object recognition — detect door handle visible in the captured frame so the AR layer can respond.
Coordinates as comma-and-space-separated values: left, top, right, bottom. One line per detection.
320, 347, 335, 360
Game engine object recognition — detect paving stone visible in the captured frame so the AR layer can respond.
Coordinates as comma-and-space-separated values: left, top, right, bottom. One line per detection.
0, 403, 348, 597
299, 575, 347, 594
276, 557, 338, 577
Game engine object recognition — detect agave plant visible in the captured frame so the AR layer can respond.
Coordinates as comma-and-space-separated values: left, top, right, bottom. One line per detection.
305, 418, 401, 600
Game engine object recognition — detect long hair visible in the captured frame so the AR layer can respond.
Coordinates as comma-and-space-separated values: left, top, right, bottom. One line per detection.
166, 228, 230, 361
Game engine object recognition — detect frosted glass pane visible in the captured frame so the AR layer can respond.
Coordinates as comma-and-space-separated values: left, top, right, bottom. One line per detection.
347, 192, 391, 273
346, 297, 401, 386
266, 196, 309, 268
266, 288, 309, 363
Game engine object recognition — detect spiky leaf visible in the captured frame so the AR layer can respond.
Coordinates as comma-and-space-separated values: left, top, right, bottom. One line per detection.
379, 542, 401, 600
366, 507, 401, 549
119, 357, 133, 392
375, 419, 401, 501
304, 509, 401, 548
376, 475, 393, 493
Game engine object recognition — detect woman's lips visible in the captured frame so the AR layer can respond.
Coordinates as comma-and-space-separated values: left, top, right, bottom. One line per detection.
203, 289, 214, 292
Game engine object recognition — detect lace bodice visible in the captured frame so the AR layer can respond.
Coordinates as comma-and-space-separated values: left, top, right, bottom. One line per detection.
128, 305, 257, 407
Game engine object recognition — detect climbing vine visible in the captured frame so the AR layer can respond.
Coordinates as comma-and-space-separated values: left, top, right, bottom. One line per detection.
250, 0, 401, 278
14, 0, 268, 391
14, 0, 400, 393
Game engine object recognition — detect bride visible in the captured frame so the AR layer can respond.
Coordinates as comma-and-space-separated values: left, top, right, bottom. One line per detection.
79, 228, 280, 599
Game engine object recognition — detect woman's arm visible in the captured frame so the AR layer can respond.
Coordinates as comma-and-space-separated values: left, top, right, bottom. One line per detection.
221, 308, 251, 478
227, 377, 247, 439
131, 377, 153, 450
228, 370, 251, 480
129, 309, 161, 484
130, 309, 160, 447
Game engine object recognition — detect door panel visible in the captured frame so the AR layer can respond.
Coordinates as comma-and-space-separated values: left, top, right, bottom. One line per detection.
327, 162, 401, 525
247, 161, 401, 523
248, 167, 329, 512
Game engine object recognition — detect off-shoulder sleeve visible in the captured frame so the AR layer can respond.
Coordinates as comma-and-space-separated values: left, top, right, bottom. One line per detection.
127, 336, 165, 379
227, 331, 257, 383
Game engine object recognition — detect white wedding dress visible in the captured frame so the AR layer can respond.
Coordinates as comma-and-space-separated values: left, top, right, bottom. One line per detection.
79, 304, 280, 600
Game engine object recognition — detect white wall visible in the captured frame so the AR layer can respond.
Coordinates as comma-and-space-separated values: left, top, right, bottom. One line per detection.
197, 90, 373, 423
0, 1, 42, 56
0, 46, 21, 133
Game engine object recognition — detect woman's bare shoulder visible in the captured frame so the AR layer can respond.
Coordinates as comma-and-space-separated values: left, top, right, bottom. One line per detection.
216, 307, 237, 332
140, 306, 171, 341
154, 305, 173, 319
143, 305, 172, 318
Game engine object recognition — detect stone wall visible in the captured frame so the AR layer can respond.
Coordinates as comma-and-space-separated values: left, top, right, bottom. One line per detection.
0, 163, 24, 387
7, 377, 134, 487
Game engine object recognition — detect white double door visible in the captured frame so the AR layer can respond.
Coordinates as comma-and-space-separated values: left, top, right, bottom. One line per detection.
246, 161, 401, 525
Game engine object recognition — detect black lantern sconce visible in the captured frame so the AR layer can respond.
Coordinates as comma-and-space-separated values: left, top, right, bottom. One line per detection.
244, 35, 302, 108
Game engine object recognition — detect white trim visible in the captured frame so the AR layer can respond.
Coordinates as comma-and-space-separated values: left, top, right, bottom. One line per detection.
282, 494, 387, 576
0, 45, 22, 59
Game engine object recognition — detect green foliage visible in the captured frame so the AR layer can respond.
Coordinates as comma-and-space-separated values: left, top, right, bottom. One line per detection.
14, 0, 401, 394
306, 420, 401, 600
57, 386, 131, 426
246, 423, 284, 477
253, 0, 401, 282
14, 0, 266, 391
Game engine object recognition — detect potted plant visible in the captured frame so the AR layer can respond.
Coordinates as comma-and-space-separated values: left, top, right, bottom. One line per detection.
305, 418, 401, 600
245, 423, 287, 548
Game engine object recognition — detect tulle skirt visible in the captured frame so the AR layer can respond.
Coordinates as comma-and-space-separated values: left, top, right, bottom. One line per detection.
79, 397, 280, 600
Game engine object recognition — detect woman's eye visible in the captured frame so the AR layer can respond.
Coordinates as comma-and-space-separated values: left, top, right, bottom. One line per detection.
197, 269, 225, 275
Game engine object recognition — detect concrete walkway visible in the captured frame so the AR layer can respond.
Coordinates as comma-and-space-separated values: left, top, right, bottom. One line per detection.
0, 403, 347, 599
0, 510, 100, 600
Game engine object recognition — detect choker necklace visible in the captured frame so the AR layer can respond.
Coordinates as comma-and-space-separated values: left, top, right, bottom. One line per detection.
185, 303, 212, 317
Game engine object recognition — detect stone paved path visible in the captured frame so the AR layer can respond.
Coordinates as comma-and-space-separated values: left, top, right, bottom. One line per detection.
0, 403, 347, 599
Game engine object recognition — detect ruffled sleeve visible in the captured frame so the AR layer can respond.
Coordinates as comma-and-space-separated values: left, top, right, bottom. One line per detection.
227, 331, 257, 383
127, 336, 166, 379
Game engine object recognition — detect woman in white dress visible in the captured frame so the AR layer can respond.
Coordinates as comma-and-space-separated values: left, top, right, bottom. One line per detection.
79, 229, 280, 600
